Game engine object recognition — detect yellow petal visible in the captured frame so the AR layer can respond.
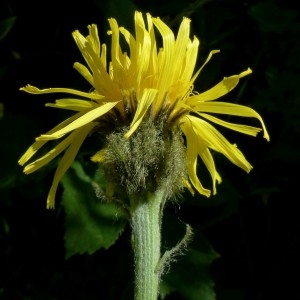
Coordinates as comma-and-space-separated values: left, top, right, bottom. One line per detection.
180, 119, 211, 197
198, 148, 222, 195
182, 178, 195, 196
191, 68, 252, 101
181, 116, 222, 195
72, 29, 94, 67
134, 14, 151, 89
191, 101, 270, 141
73, 62, 94, 87
186, 115, 253, 173
23, 127, 85, 174
168, 17, 191, 85
46, 123, 95, 209
197, 113, 262, 137
146, 13, 158, 79
107, 18, 124, 83
90, 148, 107, 163
18, 111, 87, 166
38, 101, 119, 140
72, 29, 117, 99
180, 37, 200, 85
152, 16, 175, 109
124, 89, 158, 139
20, 85, 104, 100
120, 26, 136, 66
46, 98, 95, 111
87, 24, 100, 54
100, 44, 107, 70
190, 50, 220, 85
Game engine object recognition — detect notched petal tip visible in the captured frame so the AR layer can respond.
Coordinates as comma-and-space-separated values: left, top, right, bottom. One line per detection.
19, 84, 40, 93
46, 199, 55, 209
240, 67, 252, 77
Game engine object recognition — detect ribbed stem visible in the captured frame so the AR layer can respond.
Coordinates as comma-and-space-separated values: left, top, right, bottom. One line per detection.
130, 191, 163, 300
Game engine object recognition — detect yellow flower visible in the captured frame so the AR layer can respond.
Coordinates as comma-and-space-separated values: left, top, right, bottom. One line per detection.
19, 11, 269, 209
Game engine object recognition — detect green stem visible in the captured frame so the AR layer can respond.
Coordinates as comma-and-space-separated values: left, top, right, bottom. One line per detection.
130, 191, 163, 300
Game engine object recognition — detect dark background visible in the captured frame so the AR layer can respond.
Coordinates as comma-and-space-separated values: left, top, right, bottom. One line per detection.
1, 0, 300, 299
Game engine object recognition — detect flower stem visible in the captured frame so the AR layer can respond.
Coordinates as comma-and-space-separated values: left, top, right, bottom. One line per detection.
130, 191, 163, 300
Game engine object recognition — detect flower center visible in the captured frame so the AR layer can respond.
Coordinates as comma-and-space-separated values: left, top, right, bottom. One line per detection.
100, 116, 188, 202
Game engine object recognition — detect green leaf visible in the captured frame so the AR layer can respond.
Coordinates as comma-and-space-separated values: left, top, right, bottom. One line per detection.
61, 162, 127, 259
0, 17, 16, 41
248, 2, 298, 34
160, 230, 220, 300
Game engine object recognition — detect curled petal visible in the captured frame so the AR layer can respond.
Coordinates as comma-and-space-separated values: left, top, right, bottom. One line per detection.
191, 101, 270, 141
180, 119, 211, 197
199, 148, 222, 195
190, 68, 252, 102
186, 115, 253, 173
20, 85, 104, 100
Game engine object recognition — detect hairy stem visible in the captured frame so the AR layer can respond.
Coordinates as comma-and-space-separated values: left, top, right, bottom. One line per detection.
130, 191, 163, 300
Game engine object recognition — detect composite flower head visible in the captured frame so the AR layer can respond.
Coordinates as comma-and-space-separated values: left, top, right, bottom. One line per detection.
19, 11, 269, 208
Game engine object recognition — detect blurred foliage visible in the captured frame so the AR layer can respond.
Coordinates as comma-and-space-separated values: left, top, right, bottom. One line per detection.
61, 161, 127, 259
1, 0, 300, 299
0, 17, 16, 41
